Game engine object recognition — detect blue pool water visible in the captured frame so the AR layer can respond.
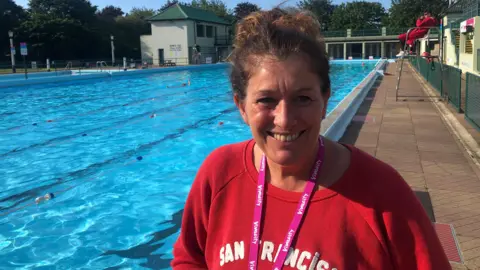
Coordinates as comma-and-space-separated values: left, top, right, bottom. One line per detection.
0, 61, 377, 269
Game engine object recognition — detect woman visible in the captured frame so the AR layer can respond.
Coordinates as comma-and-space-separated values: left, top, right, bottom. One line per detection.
172, 8, 451, 270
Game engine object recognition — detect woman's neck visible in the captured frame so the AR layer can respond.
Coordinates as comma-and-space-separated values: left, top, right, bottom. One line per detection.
253, 138, 351, 192
253, 140, 321, 192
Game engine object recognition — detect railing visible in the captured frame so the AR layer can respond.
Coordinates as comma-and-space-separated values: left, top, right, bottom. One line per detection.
386, 27, 409, 36
465, 72, 480, 131
96, 61, 108, 71
321, 27, 439, 38
323, 30, 347, 37
65, 62, 72, 71
442, 64, 462, 112
409, 56, 443, 94
215, 36, 233, 46
409, 56, 480, 131
351, 29, 382, 37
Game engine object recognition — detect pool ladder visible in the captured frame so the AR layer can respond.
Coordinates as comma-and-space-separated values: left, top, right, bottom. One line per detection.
96, 61, 108, 72
64, 62, 72, 71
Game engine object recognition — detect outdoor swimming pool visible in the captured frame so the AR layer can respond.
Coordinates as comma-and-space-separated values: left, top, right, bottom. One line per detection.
0, 61, 378, 269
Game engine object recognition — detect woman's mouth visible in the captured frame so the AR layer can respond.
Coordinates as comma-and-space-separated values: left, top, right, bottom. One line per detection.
266, 130, 306, 142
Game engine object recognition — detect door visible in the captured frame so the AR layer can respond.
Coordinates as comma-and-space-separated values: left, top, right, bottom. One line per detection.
158, 49, 164, 65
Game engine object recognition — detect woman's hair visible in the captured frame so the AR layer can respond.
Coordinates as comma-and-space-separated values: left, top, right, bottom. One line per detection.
229, 8, 330, 100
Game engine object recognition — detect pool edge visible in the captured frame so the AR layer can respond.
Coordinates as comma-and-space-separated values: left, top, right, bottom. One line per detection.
321, 59, 387, 141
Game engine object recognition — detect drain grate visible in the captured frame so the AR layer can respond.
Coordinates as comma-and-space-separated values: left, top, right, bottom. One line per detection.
434, 223, 463, 264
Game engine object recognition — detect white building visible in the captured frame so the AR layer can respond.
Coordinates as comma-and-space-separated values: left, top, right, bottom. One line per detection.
140, 4, 233, 66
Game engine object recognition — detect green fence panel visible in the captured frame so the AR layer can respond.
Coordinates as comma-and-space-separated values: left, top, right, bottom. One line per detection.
465, 72, 480, 131
418, 56, 430, 80
442, 65, 462, 112
428, 61, 443, 94
411, 56, 443, 95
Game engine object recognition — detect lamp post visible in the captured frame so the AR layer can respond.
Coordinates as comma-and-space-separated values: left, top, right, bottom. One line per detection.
8, 31, 16, 73
110, 35, 115, 66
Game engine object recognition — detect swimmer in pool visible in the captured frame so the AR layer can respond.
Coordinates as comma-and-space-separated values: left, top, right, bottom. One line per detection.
167, 80, 191, 88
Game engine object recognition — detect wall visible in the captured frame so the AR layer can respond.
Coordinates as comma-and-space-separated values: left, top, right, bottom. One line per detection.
140, 21, 189, 65
187, 21, 230, 63
443, 14, 464, 66
191, 21, 229, 48
459, 16, 480, 75
444, 28, 459, 66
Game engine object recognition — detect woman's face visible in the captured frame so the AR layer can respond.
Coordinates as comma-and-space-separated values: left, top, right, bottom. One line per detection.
235, 55, 329, 166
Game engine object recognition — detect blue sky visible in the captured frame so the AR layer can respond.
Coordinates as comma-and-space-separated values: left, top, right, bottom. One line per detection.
14, 0, 391, 13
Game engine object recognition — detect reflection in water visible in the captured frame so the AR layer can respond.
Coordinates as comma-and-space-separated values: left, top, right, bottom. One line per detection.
102, 209, 183, 269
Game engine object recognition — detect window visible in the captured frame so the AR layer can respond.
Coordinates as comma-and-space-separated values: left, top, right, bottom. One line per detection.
206, 25, 213, 38
197, 24, 204, 37
454, 31, 460, 50
464, 32, 473, 54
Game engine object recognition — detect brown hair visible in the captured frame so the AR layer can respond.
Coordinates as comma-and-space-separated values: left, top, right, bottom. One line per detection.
228, 8, 330, 100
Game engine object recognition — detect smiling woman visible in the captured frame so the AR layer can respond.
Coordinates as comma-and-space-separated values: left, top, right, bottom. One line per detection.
171, 8, 451, 270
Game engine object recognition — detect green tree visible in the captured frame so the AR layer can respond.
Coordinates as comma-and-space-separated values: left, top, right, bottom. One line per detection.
388, 0, 447, 29
159, 0, 186, 11
329, 1, 387, 30
114, 8, 156, 58
190, 0, 230, 18
233, 2, 260, 20
297, 0, 335, 30
18, 0, 100, 60
281, 6, 300, 14
128, 7, 155, 20
0, 0, 26, 61
97, 5, 124, 21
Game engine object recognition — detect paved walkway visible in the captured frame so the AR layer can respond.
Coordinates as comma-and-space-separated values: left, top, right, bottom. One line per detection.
340, 62, 480, 269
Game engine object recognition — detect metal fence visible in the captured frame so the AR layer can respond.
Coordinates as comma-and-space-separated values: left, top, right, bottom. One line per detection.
323, 30, 347, 37
386, 27, 410, 36
410, 56, 443, 94
410, 55, 464, 112
442, 64, 462, 112
0, 57, 201, 77
465, 72, 480, 131
351, 29, 382, 37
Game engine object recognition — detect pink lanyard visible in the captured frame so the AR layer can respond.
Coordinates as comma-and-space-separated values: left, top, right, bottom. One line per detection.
248, 137, 325, 270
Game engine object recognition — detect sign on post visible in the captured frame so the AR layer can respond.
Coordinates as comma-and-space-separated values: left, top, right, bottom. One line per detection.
10, 47, 15, 55
20, 43, 28, 56
31, 61, 37, 69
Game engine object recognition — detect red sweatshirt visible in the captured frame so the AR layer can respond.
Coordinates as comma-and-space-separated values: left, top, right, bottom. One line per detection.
172, 140, 451, 270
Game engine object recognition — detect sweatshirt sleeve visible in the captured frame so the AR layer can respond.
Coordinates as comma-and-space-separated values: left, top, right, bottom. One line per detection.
382, 172, 451, 270
171, 158, 213, 269
416, 18, 424, 27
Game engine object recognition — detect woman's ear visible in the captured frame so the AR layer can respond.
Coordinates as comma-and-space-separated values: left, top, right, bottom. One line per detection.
234, 94, 249, 125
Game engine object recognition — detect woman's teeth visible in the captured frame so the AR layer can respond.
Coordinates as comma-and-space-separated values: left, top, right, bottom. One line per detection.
272, 132, 301, 142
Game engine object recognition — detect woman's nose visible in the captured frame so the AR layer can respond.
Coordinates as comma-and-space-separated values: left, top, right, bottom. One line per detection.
273, 100, 297, 129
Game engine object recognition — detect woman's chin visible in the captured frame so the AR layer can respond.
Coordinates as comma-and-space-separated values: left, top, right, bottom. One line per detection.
267, 150, 300, 166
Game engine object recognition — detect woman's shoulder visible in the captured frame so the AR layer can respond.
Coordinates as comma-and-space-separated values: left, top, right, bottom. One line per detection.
344, 145, 420, 209
194, 139, 253, 189
202, 139, 253, 169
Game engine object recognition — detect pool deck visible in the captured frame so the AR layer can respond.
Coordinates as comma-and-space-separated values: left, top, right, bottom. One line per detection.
340, 62, 480, 269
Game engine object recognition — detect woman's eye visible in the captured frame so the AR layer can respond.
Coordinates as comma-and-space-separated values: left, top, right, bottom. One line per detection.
257, 97, 276, 104
297, 96, 312, 104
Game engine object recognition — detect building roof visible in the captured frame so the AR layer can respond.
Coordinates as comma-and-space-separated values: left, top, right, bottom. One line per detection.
446, 0, 463, 14
147, 4, 230, 25
446, 0, 465, 14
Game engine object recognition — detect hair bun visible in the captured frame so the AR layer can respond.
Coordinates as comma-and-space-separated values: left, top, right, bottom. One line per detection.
234, 9, 323, 48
